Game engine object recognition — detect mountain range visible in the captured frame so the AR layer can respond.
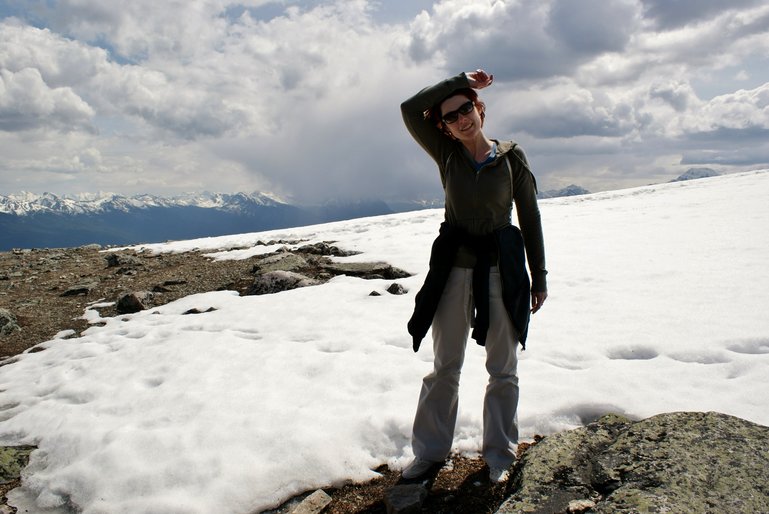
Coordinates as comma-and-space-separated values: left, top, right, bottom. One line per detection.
0, 168, 717, 250
0, 192, 400, 251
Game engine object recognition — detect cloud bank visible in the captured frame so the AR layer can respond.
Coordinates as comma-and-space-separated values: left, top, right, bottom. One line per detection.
1, 0, 768, 201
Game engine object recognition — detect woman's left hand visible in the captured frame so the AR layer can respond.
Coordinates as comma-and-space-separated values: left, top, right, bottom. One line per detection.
466, 69, 493, 89
531, 291, 547, 314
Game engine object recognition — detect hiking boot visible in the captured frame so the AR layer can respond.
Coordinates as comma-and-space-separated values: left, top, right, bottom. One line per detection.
488, 465, 510, 483
401, 458, 437, 479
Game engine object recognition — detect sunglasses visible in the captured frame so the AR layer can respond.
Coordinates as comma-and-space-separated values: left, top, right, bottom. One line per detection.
441, 100, 475, 124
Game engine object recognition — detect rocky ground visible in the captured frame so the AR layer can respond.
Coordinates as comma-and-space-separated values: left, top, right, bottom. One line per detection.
0, 243, 521, 513
267, 445, 537, 514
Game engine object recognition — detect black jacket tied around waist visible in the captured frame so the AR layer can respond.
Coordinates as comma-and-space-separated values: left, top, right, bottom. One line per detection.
407, 222, 531, 352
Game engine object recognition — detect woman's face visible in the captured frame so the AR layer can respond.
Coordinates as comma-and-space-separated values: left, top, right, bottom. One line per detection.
440, 94, 483, 141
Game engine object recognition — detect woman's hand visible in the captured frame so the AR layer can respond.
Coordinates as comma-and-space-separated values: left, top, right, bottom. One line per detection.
531, 291, 547, 314
466, 69, 493, 89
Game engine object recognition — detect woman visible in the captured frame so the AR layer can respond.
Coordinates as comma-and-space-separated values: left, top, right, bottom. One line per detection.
400, 69, 548, 483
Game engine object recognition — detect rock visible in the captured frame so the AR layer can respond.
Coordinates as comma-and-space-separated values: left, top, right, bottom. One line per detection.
369, 291, 382, 296
321, 262, 411, 280
104, 253, 142, 268
116, 291, 154, 314
60, 281, 99, 297
386, 283, 407, 295
0, 308, 21, 336
496, 411, 769, 514
246, 271, 319, 295
297, 242, 356, 257
384, 484, 428, 514
0, 445, 35, 485
255, 253, 309, 273
163, 279, 188, 286
182, 307, 217, 315
290, 489, 332, 514
568, 499, 597, 513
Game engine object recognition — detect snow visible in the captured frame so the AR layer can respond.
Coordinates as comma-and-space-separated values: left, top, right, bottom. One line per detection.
1, 170, 768, 513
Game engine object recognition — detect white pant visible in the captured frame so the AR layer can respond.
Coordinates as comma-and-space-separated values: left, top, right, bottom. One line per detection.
411, 267, 519, 469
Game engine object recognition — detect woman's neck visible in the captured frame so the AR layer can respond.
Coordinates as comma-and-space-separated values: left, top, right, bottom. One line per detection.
462, 135, 495, 162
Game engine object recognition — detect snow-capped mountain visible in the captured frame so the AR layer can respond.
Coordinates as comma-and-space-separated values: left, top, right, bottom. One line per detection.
670, 167, 721, 182
538, 184, 591, 199
0, 191, 286, 216
0, 191, 395, 250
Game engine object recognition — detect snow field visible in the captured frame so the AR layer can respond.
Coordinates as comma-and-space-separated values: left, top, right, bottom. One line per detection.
1, 170, 768, 513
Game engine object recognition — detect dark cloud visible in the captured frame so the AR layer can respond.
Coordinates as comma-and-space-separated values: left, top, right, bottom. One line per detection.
211, 109, 444, 204
547, 0, 636, 55
649, 83, 694, 112
512, 111, 632, 139
641, 0, 762, 30
505, 95, 642, 139
686, 126, 769, 143
408, 0, 639, 83
681, 144, 769, 166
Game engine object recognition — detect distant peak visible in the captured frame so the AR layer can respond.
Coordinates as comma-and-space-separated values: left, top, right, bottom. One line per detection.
671, 168, 720, 182
538, 184, 591, 199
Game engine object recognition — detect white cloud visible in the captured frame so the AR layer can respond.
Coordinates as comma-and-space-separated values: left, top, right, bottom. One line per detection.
16, 0, 237, 61
0, 20, 254, 139
681, 83, 769, 134
0, 67, 94, 131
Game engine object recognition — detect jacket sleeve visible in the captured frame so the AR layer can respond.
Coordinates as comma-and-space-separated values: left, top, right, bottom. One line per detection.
510, 146, 548, 293
400, 73, 471, 166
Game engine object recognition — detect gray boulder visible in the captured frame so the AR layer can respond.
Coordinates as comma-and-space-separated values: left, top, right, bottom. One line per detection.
296, 242, 356, 256
104, 253, 142, 268
116, 291, 154, 314
321, 261, 411, 280
0, 445, 35, 485
246, 271, 319, 295
60, 281, 99, 297
384, 484, 429, 514
386, 283, 408, 295
497, 411, 769, 514
0, 308, 21, 336
289, 489, 332, 514
255, 253, 309, 273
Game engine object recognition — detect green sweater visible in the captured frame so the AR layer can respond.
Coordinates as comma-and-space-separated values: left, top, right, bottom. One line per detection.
401, 73, 548, 292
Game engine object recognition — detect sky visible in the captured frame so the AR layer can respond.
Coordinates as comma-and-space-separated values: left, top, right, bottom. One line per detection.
1, 0, 769, 204
1, 170, 767, 513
